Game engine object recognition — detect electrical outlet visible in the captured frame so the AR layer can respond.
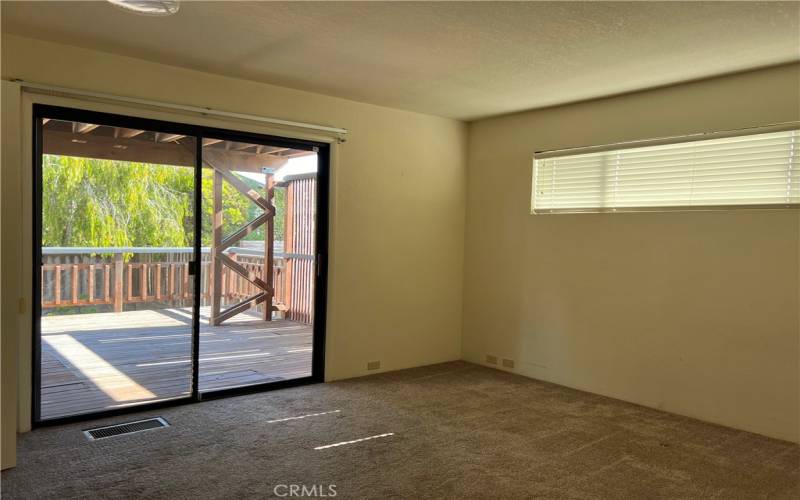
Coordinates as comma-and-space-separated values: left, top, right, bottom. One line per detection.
485, 354, 498, 365
367, 361, 381, 371
502, 358, 515, 369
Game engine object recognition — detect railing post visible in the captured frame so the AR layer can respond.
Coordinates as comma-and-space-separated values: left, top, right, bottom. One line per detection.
229, 252, 237, 301
155, 263, 161, 300
210, 169, 223, 325
284, 182, 294, 320
71, 264, 79, 304
264, 172, 274, 321
103, 264, 110, 303
141, 263, 148, 301
88, 264, 95, 303
113, 252, 124, 312
54, 264, 62, 305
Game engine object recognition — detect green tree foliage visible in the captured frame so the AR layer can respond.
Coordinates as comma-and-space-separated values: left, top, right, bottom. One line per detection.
43, 155, 284, 249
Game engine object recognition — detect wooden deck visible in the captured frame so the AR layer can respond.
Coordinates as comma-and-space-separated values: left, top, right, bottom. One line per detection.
40, 307, 312, 420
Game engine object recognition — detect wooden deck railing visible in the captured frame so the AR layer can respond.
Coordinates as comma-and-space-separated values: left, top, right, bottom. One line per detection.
40, 247, 312, 322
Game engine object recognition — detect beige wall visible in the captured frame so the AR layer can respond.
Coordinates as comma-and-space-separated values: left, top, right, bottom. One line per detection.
1, 79, 21, 469
0, 35, 467, 467
463, 64, 800, 443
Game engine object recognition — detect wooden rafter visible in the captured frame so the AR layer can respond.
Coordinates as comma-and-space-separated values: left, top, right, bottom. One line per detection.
43, 123, 303, 168
289, 150, 316, 158
116, 128, 145, 138
74, 122, 100, 134
43, 130, 195, 166
203, 148, 288, 173
155, 132, 186, 143
44, 129, 292, 172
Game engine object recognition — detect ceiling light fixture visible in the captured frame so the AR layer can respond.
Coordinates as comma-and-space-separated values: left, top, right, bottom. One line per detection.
107, 0, 179, 16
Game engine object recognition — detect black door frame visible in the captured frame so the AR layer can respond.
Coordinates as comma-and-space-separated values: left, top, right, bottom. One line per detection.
32, 104, 329, 426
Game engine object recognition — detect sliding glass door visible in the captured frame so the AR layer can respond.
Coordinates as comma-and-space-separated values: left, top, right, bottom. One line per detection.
33, 105, 328, 424
36, 113, 198, 421
198, 137, 318, 393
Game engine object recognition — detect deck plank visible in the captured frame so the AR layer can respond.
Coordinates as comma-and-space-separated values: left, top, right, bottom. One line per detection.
40, 306, 312, 419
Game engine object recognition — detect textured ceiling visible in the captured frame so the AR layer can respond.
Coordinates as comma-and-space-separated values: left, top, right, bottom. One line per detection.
2, 1, 799, 120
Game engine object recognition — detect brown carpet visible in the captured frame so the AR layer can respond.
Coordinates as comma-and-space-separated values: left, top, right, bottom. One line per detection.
2, 361, 798, 499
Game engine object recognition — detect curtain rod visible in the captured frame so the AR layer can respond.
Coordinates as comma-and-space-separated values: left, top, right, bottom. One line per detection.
6, 78, 348, 136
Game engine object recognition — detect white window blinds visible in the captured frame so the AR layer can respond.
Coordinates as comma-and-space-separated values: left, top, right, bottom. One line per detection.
532, 127, 800, 213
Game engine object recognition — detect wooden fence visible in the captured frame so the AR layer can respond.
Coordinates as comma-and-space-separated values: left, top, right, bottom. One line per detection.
40, 247, 313, 324
284, 176, 316, 324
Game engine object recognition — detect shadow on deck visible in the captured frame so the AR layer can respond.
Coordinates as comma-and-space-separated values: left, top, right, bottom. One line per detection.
41, 306, 312, 420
